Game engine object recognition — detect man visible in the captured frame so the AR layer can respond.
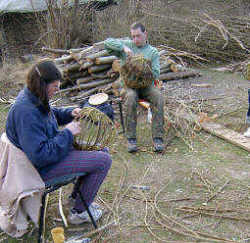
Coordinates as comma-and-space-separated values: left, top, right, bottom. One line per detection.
104, 22, 164, 153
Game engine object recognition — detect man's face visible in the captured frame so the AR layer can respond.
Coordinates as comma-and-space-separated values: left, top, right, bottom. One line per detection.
131, 28, 147, 47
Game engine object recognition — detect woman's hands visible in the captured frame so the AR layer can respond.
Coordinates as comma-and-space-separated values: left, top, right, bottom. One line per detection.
65, 108, 82, 136
65, 121, 81, 136
71, 108, 81, 118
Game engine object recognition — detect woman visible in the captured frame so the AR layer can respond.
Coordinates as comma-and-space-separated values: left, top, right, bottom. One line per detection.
5, 60, 112, 224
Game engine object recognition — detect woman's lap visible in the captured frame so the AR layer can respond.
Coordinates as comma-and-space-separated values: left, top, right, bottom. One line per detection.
40, 149, 111, 185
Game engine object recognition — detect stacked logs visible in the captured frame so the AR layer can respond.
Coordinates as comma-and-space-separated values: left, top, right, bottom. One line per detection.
44, 45, 119, 102
42, 42, 200, 103
158, 51, 200, 82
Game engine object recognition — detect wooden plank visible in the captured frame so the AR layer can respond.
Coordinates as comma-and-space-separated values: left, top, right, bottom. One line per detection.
174, 110, 250, 152
200, 122, 250, 152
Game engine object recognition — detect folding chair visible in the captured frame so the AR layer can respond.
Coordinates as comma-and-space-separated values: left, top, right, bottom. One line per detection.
38, 175, 98, 243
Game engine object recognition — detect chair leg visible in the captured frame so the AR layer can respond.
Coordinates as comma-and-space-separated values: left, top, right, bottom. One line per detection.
38, 193, 47, 243
74, 185, 98, 229
118, 100, 125, 134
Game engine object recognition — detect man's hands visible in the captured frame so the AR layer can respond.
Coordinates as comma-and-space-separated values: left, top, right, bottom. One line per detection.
123, 46, 133, 56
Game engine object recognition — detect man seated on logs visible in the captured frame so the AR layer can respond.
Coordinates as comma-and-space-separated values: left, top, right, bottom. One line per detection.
104, 22, 164, 153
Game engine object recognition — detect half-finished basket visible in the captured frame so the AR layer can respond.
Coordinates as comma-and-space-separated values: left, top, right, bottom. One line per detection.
73, 106, 116, 151
120, 54, 153, 89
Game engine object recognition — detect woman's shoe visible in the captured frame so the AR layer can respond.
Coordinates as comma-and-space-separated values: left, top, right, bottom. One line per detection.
68, 205, 103, 225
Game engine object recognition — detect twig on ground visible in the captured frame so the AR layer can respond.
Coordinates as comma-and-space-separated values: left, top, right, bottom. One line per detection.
69, 219, 118, 238
153, 186, 238, 243
176, 208, 250, 222
59, 187, 68, 227
206, 179, 230, 203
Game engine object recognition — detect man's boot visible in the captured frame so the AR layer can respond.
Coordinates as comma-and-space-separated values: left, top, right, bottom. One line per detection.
127, 138, 138, 153
153, 138, 164, 152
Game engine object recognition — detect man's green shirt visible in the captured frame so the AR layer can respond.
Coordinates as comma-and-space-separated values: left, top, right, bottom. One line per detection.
104, 38, 160, 81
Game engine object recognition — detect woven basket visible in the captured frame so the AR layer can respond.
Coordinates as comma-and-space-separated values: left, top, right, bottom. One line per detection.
73, 107, 116, 151
120, 54, 153, 89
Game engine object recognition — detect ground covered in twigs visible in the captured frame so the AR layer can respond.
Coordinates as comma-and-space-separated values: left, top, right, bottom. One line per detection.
0, 66, 249, 242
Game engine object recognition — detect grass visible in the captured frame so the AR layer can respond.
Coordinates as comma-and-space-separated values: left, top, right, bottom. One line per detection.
0, 66, 250, 242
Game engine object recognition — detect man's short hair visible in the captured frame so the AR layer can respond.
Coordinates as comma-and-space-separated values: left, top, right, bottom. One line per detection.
130, 22, 146, 33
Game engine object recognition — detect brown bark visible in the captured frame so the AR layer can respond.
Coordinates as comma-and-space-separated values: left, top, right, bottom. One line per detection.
67, 70, 88, 80
76, 76, 95, 85
42, 47, 70, 55
79, 46, 94, 56
54, 55, 74, 65
88, 64, 111, 74
57, 78, 115, 94
79, 61, 94, 71
69, 47, 88, 53
86, 50, 109, 61
70, 87, 100, 101
91, 71, 109, 79
70, 52, 82, 62
64, 63, 81, 73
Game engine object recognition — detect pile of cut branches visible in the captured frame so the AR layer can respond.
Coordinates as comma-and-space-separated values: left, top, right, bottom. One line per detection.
213, 59, 250, 80
41, 40, 202, 105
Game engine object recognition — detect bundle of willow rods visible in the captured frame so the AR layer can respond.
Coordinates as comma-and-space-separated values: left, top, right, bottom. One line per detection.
42, 40, 201, 103
121, 54, 153, 89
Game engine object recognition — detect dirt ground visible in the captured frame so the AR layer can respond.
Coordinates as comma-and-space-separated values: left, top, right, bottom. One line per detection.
0, 65, 249, 242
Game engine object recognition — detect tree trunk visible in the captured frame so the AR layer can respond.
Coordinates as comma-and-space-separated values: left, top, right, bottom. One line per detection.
54, 55, 74, 65
42, 47, 70, 55
159, 70, 200, 81
67, 70, 88, 80
86, 50, 109, 61
64, 63, 81, 73
79, 61, 94, 71
76, 76, 95, 85
88, 64, 111, 74
57, 78, 115, 94
95, 56, 117, 65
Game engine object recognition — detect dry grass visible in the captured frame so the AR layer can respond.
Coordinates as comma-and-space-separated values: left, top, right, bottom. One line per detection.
94, 0, 250, 62
34, 2, 94, 50
0, 64, 249, 242
2, 1, 250, 62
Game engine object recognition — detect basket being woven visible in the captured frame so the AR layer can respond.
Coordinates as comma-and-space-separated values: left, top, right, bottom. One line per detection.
73, 107, 116, 151
120, 54, 153, 89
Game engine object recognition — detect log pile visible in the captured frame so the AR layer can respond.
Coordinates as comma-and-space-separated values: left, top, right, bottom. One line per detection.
44, 44, 119, 102
42, 41, 201, 104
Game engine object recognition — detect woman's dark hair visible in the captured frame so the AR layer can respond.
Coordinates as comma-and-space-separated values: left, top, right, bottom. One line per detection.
26, 60, 62, 113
